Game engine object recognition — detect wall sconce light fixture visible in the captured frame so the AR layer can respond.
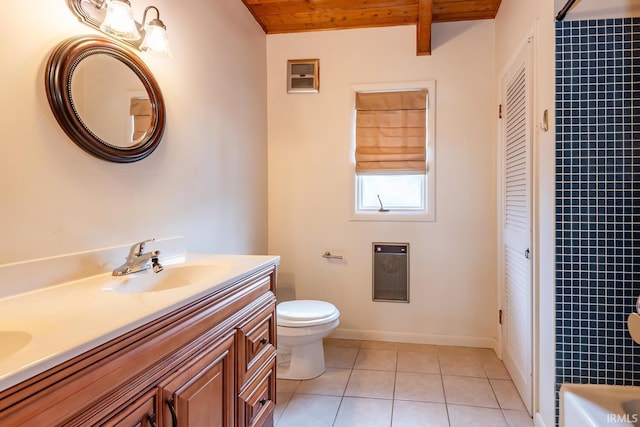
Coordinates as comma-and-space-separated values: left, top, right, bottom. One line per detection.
69, 0, 171, 56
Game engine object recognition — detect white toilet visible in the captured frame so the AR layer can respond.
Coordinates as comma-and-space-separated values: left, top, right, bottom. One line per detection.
276, 300, 340, 380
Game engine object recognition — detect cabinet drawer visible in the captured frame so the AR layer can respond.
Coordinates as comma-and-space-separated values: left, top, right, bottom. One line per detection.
237, 305, 276, 385
238, 357, 276, 427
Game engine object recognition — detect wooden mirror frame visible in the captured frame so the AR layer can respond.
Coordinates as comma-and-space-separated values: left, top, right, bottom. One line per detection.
46, 35, 165, 163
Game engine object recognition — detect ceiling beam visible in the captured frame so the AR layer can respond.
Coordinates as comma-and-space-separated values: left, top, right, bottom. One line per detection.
416, 0, 433, 55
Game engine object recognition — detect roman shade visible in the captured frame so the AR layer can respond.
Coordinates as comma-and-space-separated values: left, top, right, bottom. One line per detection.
355, 89, 427, 174
130, 97, 151, 142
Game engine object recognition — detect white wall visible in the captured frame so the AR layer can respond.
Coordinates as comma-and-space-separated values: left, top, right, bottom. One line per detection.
267, 22, 497, 346
0, 0, 268, 265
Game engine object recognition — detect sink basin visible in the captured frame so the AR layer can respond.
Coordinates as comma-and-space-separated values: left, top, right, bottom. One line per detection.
560, 384, 640, 426
104, 263, 230, 294
0, 331, 32, 359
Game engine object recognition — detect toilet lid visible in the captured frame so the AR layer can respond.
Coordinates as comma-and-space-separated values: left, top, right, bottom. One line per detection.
277, 300, 340, 327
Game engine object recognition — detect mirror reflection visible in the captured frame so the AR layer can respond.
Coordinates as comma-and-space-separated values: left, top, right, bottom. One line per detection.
70, 54, 152, 148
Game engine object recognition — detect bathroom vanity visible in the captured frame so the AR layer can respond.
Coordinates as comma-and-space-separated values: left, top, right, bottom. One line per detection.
0, 252, 278, 427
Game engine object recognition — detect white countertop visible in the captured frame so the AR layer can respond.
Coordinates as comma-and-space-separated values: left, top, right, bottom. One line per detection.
0, 253, 279, 392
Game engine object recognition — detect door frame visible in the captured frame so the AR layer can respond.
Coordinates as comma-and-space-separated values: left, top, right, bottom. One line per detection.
496, 26, 538, 416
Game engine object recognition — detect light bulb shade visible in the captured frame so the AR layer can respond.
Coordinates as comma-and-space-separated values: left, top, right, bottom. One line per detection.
140, 22, 172, 57
100, 0, 140, 41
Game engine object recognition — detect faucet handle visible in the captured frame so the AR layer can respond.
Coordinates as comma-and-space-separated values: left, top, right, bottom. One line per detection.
129, 238, 155, 257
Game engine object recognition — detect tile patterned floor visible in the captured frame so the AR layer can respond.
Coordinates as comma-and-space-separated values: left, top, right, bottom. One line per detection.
275, 339, 534, 427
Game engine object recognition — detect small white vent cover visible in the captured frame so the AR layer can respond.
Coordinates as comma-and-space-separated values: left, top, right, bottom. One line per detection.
287, 59, 319, 94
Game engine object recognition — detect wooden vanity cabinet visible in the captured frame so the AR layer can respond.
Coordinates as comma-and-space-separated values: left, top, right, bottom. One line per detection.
0, 265, 278, 427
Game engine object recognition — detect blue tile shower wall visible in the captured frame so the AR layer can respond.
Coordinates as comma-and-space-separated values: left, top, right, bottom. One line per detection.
555, 16, 640, 412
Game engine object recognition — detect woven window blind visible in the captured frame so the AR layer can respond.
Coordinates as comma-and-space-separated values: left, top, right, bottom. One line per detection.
130, 98, 151, 141
355, 90, 427, 174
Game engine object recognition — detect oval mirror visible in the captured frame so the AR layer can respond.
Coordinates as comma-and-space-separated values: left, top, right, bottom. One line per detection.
45, 35, 165, 163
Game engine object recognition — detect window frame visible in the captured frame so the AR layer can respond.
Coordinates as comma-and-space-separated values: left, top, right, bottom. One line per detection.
349, 80, 436, 222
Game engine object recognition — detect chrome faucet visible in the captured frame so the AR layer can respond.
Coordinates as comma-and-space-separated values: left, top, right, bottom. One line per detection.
112, 239, 164, 276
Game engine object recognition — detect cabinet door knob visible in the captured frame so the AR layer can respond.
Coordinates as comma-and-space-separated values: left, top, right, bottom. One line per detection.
259, 398, 268, 406
259, 338, 268, 345
167, 397, 178, 427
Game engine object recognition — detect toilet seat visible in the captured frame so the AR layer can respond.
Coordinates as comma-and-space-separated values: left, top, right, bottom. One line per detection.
277, 300, 340, 327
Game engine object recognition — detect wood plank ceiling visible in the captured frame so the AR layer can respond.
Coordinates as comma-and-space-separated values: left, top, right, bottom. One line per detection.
241, 0, 502, 55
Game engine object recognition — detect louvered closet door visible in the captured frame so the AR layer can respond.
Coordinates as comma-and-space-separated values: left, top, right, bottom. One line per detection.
501, 38, 533, 415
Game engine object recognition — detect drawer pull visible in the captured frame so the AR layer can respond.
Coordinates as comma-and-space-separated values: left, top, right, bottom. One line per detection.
259, 398, 268, 406
148, 414, 158, 427
259, 338, 268, 345
167, 397, 178, 427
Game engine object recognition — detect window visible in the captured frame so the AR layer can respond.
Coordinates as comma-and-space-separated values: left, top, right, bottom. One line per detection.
350, 81, 435, 221
129, 96, 151, 143
357, 174, 425, 210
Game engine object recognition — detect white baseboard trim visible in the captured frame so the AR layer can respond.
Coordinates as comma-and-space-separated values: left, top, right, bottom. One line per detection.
330, 328, 496, 349
534, 412, 548, 427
